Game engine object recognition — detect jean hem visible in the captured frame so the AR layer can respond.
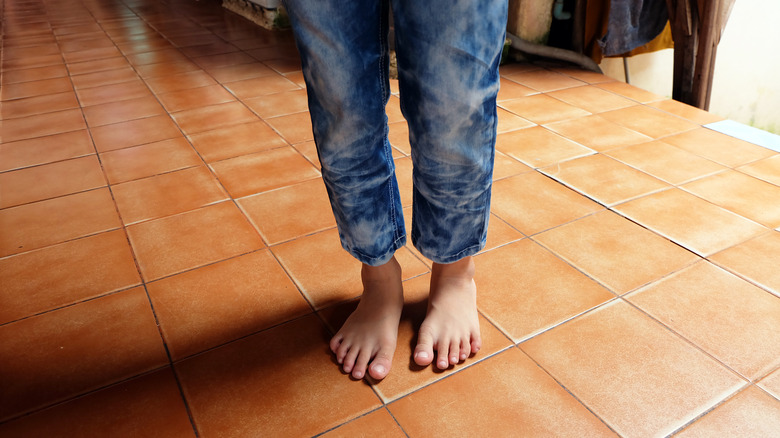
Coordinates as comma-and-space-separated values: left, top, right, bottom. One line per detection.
345, 234, 407, 266
416, 239, 485, 265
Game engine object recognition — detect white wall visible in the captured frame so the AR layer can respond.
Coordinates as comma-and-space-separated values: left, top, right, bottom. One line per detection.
598, 0, 780, 134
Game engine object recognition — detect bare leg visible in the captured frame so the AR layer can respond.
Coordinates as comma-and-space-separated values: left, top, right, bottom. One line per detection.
329, 256, 403, 380
413, 256, 482, 369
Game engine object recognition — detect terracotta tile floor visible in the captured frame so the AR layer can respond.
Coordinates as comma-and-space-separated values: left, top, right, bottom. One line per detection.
2, 0, 780, 436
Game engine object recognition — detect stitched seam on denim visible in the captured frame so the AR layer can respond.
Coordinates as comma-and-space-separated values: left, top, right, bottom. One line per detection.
378, 0, 403, 252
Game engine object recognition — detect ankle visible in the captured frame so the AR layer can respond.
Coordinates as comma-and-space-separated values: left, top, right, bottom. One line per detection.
431, 256, 475, 281
362, 256, 402, 283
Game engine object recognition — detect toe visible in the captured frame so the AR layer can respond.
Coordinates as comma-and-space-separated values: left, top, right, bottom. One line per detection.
329, 334, 343, 355
448, 339, 460, 365
351, 349, 371, 379
342, 346, 359, 374
368, 347, 394, 380
414, 328, 435, 366
471, 334, 482, 355
436, 342, 450, 370
459, 338, 470, 361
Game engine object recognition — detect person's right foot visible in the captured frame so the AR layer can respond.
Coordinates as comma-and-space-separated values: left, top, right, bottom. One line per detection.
329, 256, 404, 380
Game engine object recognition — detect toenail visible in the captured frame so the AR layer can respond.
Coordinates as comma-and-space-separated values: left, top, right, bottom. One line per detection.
415, 351, 429, 359
373, 364, 386, 375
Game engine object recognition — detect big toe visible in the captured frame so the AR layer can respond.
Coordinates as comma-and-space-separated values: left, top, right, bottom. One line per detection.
413, 331, 435, 366
368, 353, 393, 381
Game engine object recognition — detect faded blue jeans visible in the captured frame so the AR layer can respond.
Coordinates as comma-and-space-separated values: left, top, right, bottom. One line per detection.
285, 0, 507, 266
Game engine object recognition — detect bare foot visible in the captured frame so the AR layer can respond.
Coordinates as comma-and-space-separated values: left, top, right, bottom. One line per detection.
414, 256, 481, 370
329, 256, 403, 380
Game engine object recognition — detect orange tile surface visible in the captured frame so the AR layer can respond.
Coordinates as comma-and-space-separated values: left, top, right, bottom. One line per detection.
2, 0, 778, 435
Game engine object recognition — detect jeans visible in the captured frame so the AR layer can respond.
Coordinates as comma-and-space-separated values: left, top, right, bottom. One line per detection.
284, 0, 507, 266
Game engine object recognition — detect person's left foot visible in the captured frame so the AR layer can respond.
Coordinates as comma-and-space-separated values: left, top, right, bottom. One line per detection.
413, 256, 481, 370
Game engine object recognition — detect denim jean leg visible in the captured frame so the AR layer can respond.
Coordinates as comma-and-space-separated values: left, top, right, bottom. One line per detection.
392, 0, 508, 264
284, 0, 406, 266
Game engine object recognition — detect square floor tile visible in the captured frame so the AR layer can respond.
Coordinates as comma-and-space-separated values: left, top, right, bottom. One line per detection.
551, 67, 616, 84
675, 386, 780, 437
0, 368, 195, 438
263, 56, 302, 75
272, 228, 429, 308
496, 107, 536, 134
112, 166, 228, 225
481, 213, 525, 252
171, 101, 259, 135
496, 125, 595, 168
319, 408, 406, 438
100, 137, 203, 184
662, 128, 776, 167
144, 70, 216, 94
70, 66, 138, 89
737, 154, 780, 186
125, 48, 189, 67
74, 79, 151, 106
534, 210, 699, 293
221, 73, 300, 100
648, 99, 725, 125
176, 315, 382, 437
491, 150, 532, 181
709, 231, 780, 297
1, 64, 68, 84
243, 88, 309, 118
628, 261, 780, 380
209, 146, 319, 198
90, 115, 183, 152
548, 85, 635, 113
126, 202, 264, 281
615, 188, 767, 257
1, 77, 73, 101
605, 140, 726, 185
187, 120, 288, 162
1, 92, 79, 119
264, 111, 314, 144
1, 54, 63, 71
66, 56, 132, 76
206, 62, 276, 83
0, 108, 86, 143
600, 105, 699, 139
503, 69, 586, 92
292, 140, 320, 167
540, 153, 669, 206
759, 369, 780, 401
491, 171, 604, 236
496, 77, 537, 101
595, 81, 665, 103
135, 59, 201, 79
475, 239, 615, 342
0, 188, 122, 257
0, 287, 168, 422
192, 52, 258, 70
0, 155, 106, 208
500, 94, 591, 125
318, 273, 512, 402
156, 84, 235, 112
147, 250, 310, 360
83, 96, 165, 127
544, 114, 653, 152
388, 348, 615, 436
682, 171, 780, 228
520, 300, 744, 437
237, 178, 335, 245
0, 230, 140, 325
